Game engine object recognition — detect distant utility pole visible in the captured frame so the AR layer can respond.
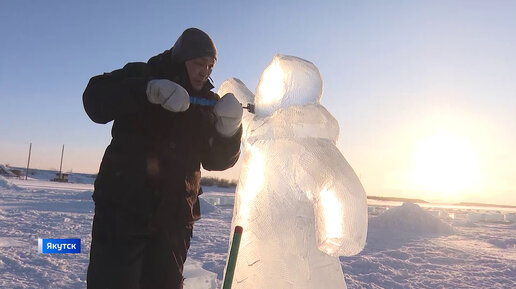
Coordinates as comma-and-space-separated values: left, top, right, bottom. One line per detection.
25, 142, 32, 180
58, 144, 64, 179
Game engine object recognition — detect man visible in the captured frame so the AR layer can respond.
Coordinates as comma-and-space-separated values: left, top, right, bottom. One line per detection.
83, 28, 243, 289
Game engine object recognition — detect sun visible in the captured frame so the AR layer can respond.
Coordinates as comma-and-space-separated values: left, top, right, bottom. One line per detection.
410, 130, 481, 203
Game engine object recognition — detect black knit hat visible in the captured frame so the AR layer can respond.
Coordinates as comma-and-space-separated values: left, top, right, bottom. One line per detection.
170, 28, 217, 63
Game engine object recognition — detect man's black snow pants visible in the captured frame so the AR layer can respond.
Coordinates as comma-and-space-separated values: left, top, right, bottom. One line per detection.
87, 203, 192, 289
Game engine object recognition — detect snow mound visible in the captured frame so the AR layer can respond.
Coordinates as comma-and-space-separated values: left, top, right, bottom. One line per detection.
69, 190, 93, 200
0, 175, 20, 190
484, 212, 504, 223
0, 237, 27, 248
505, 213, 516, 223
487, 238, 516, 249
183, 258, 218, 289
466, 212, 485, 222
0, 164, 18, 177
369, 203, 453, 235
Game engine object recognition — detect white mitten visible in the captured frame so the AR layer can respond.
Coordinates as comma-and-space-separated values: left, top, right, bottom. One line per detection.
146, 79, 190, 112
214, 93, 243, 137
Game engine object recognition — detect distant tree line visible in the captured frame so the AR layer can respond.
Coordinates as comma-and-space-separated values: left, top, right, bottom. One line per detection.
2, 165, 237, 188
200, 177, 237, 188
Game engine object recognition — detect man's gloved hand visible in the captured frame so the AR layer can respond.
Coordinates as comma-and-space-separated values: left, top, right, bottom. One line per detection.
146, 79, 190, 112
214, 93, 243, 137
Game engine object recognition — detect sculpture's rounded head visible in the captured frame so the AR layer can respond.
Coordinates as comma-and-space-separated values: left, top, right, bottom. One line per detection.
255, 54, 323, 117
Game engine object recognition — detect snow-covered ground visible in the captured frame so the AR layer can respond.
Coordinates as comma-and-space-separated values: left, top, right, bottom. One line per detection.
0, 172, 514, 288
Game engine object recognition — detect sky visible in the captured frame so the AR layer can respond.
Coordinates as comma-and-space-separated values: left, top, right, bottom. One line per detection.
1, 0, 515, 206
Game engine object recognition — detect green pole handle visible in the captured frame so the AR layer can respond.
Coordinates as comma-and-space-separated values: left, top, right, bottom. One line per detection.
222, 225, 243, 289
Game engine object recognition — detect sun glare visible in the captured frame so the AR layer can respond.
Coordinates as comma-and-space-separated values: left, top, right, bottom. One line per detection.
257, 60, 285, 106
237, 146, 265, 226
411, 130, 481, 202
319, 189, 343, 240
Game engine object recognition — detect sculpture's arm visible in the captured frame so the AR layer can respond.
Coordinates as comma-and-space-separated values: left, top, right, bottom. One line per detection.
218, 78, 256, 141
218, 78, 255, 106
296, 144, 368, 257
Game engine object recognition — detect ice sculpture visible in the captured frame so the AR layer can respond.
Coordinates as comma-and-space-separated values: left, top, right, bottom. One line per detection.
219, 54, 368, 289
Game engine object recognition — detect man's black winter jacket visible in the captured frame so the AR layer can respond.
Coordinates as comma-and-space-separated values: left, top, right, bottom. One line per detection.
83, 50, 241, 229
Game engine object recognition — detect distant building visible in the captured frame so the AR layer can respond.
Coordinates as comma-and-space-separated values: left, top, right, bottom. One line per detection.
52, 173, 69, 183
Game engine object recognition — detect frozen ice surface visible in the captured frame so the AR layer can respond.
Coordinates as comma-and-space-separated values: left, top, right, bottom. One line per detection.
0, 171, 514, 288
0, 173, 222, 289
218, 54, 367, 289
